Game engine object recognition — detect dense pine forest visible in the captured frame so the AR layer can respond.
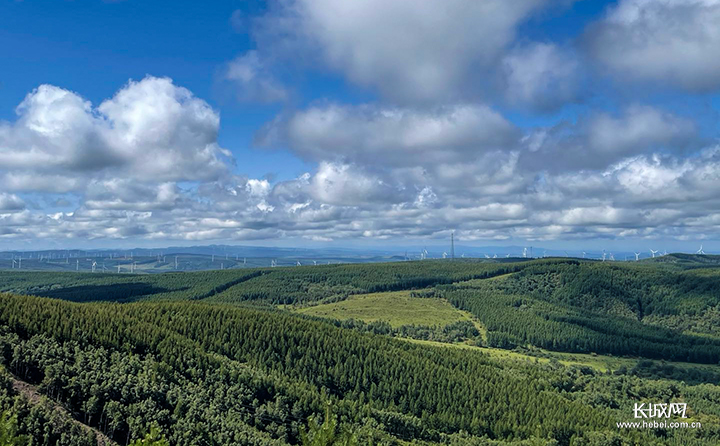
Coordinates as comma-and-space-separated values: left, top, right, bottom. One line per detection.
1, 256, 720, 445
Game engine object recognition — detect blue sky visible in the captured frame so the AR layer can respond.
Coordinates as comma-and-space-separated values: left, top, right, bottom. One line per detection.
1, 0, 719, 253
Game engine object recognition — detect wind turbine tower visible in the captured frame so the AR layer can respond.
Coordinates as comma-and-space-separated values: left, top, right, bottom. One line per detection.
650, 249, 658, 258
634, 252, 640, 261
451, 232, 455, 260
697, 245, 706, 255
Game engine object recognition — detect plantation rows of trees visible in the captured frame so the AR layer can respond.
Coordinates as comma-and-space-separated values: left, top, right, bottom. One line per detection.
0, 260, 523, 306
0, 367, 98, 445
206, 261, 524, 305
2, 258, 720, 444
490, 261, 720, 333
0, 292, 688, 445
444, 278, 720, 363
0, 269, 266, 303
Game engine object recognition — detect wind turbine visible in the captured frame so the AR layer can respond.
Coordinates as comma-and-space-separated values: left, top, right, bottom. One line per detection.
271, 259, 277, 268
506, 253, 510, 258
634, 252, 640, 261
484, 254, 490, 259
697, 245, 705, 255
296, 261, 301, 266
442, 252, 448, 259
493, 254, 497, 258
91, 261, 97, 273
602, 250, 607, 262
609, 253, 615, 261
313, 260, 318, 266
76, 259, 79, 271
582, 251, 586, 259
11, 259, 16, 269
650, 249, 658, 258
522, 248, 528, 258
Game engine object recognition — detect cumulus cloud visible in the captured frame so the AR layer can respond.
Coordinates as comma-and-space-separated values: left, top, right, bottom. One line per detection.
0, 76, 230, 193
253, 0, 549, 102
521, 105, 698, 172
586, 0, 720, 91
502, 43, 579, 111
5, 4, 720, 248
258, 104, 519, 166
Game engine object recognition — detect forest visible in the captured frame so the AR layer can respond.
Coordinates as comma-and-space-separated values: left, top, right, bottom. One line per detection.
0, 255, 719, 445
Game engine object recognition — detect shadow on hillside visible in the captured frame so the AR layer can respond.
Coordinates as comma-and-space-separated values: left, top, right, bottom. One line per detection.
33, 283, 178, 303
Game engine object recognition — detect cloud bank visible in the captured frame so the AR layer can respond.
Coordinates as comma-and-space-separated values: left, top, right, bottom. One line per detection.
3, 0, 720, 248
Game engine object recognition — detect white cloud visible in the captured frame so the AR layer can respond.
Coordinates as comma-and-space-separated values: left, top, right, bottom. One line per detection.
260, 104, 518, 166
0, 76, 230, 193
521, 105, 698, 171
587, 0, 720, 91
306, 162, 407, 206
254, 0, 548, 102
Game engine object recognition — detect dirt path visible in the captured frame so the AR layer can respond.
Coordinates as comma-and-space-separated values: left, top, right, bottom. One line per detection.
10, 376, 118, 446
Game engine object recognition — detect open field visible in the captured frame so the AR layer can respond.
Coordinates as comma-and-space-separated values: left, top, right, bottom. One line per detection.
295, 290, 473, 327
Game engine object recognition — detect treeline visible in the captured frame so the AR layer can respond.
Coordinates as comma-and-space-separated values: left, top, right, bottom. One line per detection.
1, 261, 524, 306
207, 261, 524, 305
0, 269, 266, 303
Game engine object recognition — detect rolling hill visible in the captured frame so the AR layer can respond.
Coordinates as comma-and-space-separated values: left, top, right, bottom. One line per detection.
0, 258, 719, 444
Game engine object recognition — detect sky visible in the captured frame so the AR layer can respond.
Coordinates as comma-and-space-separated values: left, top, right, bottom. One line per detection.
1, 0, 719, 253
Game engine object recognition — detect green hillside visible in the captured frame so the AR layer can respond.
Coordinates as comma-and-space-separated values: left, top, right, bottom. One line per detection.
1, 258, 720, 444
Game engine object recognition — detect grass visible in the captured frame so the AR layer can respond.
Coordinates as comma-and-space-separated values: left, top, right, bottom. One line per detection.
295, 291, 477, 328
